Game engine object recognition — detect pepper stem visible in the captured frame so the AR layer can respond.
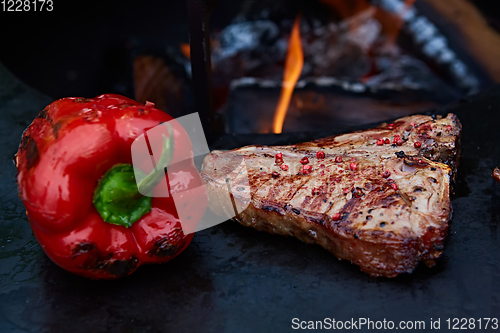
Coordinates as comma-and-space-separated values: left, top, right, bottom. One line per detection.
93, 125, 173, 228
137, 128, 174, 195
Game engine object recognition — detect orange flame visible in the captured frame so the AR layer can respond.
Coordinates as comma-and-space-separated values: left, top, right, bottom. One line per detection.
180, 43, 191, 59
272, 14, 304, 134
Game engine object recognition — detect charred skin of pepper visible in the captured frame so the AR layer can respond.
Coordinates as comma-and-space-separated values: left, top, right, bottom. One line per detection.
15, 94, 207, 279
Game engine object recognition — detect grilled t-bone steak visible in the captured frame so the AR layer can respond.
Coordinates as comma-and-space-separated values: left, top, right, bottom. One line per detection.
201, 114, 461, 277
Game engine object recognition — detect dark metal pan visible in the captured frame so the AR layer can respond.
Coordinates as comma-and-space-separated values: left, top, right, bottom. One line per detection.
1, 61, 499, 332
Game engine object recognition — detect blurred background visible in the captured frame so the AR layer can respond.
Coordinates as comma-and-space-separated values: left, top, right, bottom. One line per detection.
1, 0, 500, 134
0, 0, 191, 99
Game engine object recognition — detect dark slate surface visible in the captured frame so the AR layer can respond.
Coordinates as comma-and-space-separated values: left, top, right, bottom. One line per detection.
1, 62, 499, 332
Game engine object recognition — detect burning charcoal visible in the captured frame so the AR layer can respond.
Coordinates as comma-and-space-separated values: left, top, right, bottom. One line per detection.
374, 0, 481, 94
136, 0, 494, 135
211, 20, 287, 82
301, 8, 380, 79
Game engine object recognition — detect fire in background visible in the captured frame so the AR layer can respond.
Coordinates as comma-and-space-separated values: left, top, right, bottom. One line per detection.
134, 0, 500, 134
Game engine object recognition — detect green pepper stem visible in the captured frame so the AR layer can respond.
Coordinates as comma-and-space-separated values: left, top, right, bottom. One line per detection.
137, 125, 174, 195
93, 125, 173, 228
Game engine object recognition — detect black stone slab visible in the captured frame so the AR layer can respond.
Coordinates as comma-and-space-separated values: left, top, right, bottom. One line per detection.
1, 62, 499, 332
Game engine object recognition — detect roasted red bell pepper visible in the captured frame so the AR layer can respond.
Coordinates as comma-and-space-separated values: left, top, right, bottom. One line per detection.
15, 94, 206, 279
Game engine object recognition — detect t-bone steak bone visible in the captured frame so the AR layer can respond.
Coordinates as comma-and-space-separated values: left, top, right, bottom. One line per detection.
201, 114, 461, 277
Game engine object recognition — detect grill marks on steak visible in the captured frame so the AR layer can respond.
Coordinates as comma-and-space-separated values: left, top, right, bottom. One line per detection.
201, 114, 461, 277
